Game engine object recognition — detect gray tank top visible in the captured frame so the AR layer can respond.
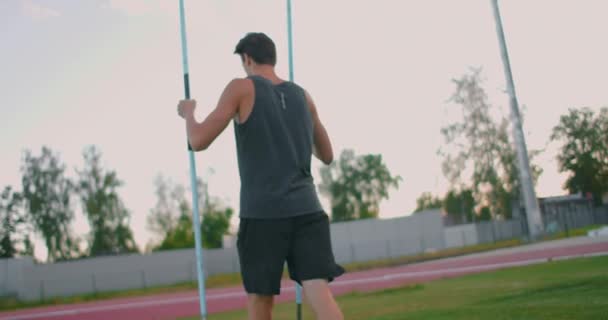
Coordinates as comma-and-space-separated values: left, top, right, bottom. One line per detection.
233, 75, 323, 219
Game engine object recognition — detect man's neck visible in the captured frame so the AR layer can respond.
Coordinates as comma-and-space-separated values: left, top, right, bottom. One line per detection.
250, 66, 282, 83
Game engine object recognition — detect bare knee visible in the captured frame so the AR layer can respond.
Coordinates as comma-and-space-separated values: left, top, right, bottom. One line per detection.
249, 294, 274, 307
302, 279, 343, 320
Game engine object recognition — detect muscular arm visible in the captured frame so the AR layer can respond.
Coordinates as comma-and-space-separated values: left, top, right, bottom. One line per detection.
179, 79, 247, 151
305, 90, 334, 165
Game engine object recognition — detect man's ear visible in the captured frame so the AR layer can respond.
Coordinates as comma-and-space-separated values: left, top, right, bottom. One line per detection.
244, 54, 254, 67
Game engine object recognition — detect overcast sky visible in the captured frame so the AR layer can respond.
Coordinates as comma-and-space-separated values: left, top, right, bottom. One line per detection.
1, 0, 607, 260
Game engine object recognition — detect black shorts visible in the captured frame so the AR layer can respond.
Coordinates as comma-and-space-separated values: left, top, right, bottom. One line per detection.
237, 211, 345, 295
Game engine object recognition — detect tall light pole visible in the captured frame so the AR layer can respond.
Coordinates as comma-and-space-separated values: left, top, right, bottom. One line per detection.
490, 0, 543, 239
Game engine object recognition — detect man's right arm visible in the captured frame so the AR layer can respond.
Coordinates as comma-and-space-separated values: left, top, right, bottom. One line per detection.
305, 90, 334, 165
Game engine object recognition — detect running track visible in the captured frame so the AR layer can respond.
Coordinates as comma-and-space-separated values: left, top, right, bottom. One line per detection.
2, 237, 607, 320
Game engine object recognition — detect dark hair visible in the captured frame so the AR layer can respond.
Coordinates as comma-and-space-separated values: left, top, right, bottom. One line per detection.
234, 33, 277, 66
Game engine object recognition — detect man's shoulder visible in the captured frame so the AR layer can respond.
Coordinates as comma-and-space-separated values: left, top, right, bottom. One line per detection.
228, 77, 253, 87
290, 81, 306, 93
226, 77, 254, 95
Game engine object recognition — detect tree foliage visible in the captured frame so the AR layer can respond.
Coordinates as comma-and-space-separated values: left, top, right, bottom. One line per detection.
319, 149, 401, 222
443, 188, 476, 223
149, 176, 233, 251
0, 186, 32, 258
414, 192, 443, 213
76, 146, 138, 256
201, 203, 233, 249
439, 69, 541, 219
414, 188, 475, 224
21, 147, 80, 262
551, 107, 608, 205
147, 175, 185, 240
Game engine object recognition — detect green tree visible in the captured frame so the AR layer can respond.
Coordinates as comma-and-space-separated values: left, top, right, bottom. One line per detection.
440, 69, 541, 220
0, 186, 26, 258
154, 199, 233, 251
478, 206, 493, 221
21, 147, 80, 262
150, 177, 234, 250
319, 149, 401, 222
147, 175, 183, 241
148, 176, 191, 250
201, 203, 233, 249
76, 146, 138, 256
414, 192, 443, 213
192, 176, 234, 249
156, 213, 194, 251
443, 188, 475, 223
551, 107, 608, 205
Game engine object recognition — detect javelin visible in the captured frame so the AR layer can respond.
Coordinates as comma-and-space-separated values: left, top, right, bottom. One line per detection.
178, 0, 208, 319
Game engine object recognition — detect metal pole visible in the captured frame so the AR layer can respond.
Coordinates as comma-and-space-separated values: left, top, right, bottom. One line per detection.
178, 1, 208, 319
286, 1, 303, 319
490, 0, 543, 240
287, 0, 295, 82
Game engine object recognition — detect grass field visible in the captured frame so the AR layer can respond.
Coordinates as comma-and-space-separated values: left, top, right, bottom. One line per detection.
182, 255, 608, 320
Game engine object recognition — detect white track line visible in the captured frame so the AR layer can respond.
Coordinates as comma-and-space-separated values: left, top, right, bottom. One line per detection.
2, 251, 607, 320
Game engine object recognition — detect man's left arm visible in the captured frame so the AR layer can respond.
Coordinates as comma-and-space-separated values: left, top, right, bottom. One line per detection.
177, 79, 245, 151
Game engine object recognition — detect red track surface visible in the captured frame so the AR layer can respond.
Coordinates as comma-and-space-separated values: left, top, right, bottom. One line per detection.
2, 240, 607, 320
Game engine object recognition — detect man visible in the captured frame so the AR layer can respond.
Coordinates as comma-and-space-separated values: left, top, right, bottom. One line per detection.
177, 32, 344, 320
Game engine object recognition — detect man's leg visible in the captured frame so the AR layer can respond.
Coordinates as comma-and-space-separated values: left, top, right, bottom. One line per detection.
237, 218, 290, 320
247, 294, 274, 320
287, 212, 345, 320
302, 279, 343, 320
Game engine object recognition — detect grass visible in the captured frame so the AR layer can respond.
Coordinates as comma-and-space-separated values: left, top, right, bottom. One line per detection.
181, 255, 608, 320
1, 224, 604, 312
343, 238, 522, 272
541, 224, 605, 241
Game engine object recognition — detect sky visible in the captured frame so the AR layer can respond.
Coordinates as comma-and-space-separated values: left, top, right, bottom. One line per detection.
1, 0, 607, 261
